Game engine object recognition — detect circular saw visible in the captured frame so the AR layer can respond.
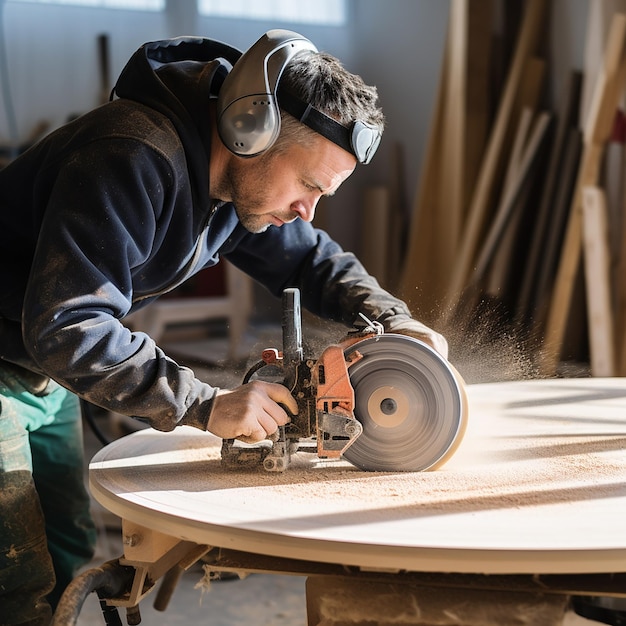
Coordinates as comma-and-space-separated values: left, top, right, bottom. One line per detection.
221, 288, 468, 472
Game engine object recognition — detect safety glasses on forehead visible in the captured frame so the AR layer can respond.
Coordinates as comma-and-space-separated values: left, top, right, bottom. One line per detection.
277, 86, 382, 165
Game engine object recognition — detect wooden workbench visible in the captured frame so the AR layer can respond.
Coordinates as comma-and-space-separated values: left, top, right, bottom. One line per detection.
89, 378, 626, 625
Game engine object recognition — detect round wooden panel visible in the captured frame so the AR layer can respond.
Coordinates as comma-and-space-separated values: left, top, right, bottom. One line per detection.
89, 378, 626, 575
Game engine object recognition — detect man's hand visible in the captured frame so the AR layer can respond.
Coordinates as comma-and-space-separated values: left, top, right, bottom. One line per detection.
207, 381, 298, 444
381, 315, 449, 360
391, 327, 449, 360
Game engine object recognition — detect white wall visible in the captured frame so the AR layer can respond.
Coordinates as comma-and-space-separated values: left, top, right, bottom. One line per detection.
0, 2, 168, 137
0, 1, 355, 140
347, 0, 449, 213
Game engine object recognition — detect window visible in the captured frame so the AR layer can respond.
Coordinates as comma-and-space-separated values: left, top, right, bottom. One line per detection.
198, 0, 346, 26
8, 0, 164, 9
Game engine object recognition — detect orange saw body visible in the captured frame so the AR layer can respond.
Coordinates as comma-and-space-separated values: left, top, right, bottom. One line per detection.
221, 289, 468, 472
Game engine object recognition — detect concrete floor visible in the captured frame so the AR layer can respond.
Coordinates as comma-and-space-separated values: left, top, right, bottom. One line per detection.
73, 325, 601, 625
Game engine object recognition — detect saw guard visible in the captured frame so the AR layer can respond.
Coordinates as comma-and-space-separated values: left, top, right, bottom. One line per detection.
314, 343, 361, 458
342, 334, 468, 472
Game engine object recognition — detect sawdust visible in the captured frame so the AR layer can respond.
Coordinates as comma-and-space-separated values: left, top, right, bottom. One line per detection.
287, 292, 541, 385
441, 306, 539, 385
251, 297, 542, 386
137, 421, 626, 520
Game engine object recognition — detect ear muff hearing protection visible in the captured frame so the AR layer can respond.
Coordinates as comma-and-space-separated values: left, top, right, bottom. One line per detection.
217, 29, 317, 157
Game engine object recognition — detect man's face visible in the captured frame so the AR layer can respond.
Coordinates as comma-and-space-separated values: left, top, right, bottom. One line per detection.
224, 135, 357, 233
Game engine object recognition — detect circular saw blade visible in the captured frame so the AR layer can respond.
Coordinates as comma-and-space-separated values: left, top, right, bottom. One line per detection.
342, 334, 468, 472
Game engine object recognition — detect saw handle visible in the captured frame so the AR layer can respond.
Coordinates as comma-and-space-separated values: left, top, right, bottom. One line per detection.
282, 288, 303, 390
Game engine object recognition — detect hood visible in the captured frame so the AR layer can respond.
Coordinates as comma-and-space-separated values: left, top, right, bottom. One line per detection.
113, 37, 242, 210
113, 37, 242, 120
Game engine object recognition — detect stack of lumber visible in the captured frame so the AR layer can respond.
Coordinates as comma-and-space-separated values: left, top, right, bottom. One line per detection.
399, 0, 626, 376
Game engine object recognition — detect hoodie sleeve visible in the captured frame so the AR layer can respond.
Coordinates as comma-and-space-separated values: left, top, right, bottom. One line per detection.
224, 219, 415, 327
22, 136, 217, 432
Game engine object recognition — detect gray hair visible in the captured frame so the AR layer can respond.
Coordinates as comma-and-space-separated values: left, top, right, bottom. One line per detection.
271, 50, 385, 154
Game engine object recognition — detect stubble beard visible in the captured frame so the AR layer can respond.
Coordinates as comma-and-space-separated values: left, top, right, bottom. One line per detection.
219, 156, 274, 234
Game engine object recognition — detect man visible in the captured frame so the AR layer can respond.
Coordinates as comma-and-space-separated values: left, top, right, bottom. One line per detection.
0, 30, 447, 624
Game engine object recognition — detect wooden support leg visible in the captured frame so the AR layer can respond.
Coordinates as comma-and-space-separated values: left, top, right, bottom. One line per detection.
305, 576, 569, 626
104, 520, 210, 611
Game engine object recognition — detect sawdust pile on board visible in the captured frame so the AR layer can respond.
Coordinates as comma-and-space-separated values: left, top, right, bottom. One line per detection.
168, 430, 626, 518
265, 450, 624, 513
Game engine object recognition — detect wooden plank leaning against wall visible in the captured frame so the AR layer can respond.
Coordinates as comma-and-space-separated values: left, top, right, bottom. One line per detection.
398, 0, 494, 325
398, 0, 626, 377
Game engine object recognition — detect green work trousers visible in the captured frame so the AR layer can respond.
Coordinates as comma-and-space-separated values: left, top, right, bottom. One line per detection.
0, 364, 96, 625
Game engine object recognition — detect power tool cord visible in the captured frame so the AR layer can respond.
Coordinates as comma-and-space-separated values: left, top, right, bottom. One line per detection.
81, 399, 113, 447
